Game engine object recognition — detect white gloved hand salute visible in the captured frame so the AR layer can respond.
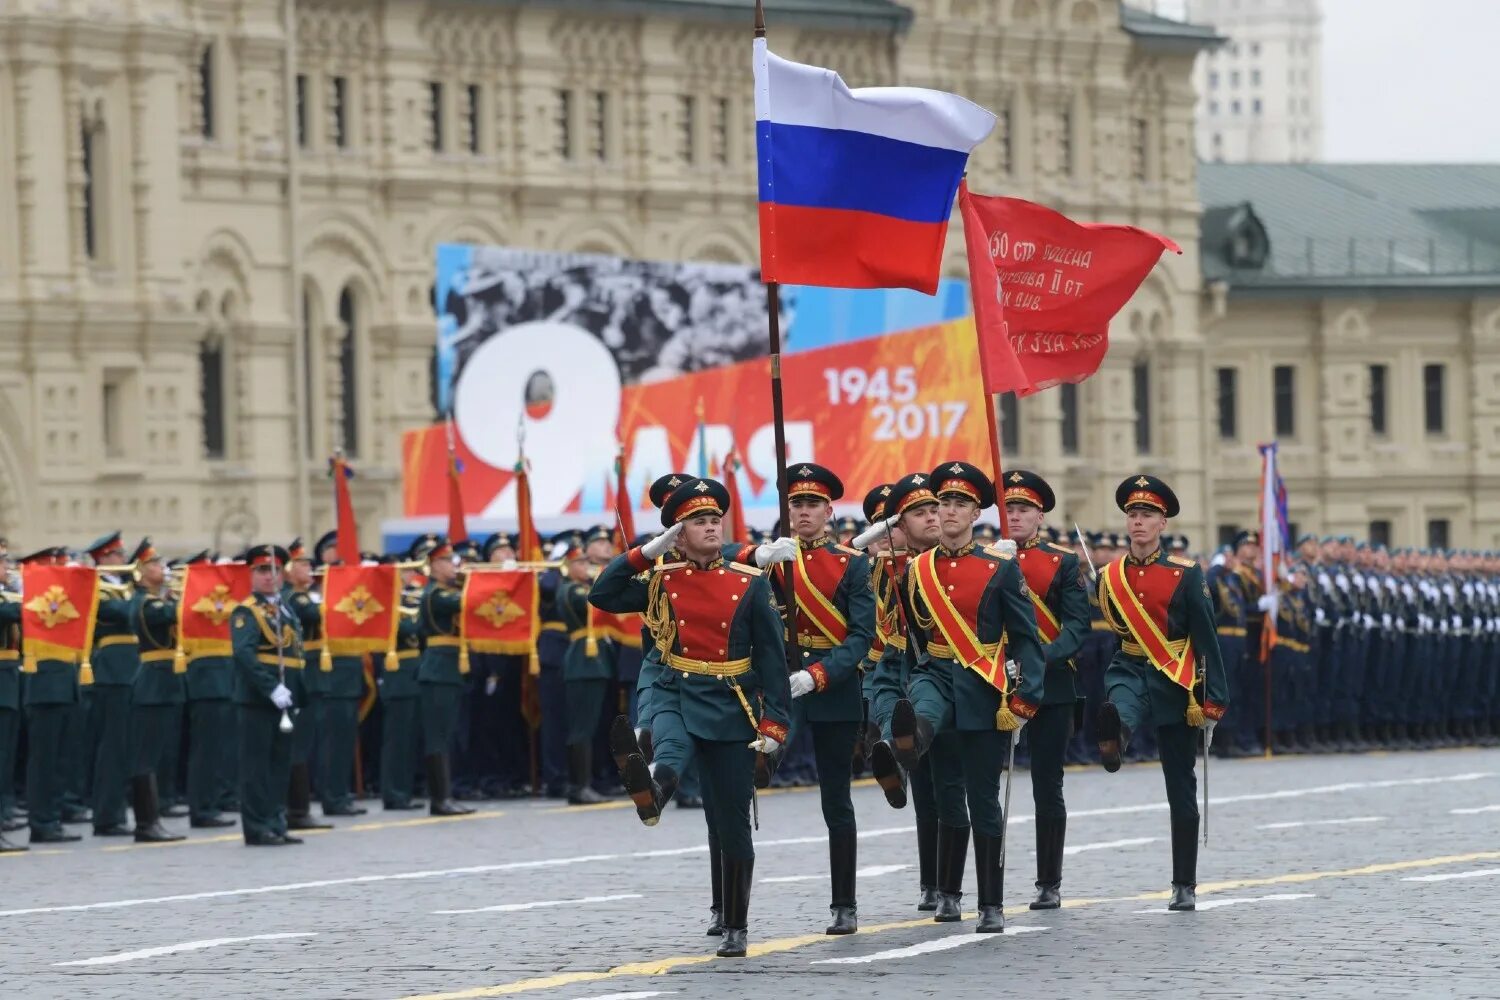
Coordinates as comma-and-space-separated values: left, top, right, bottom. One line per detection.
851, 514, 901, 551
640, 522, 683, 561
754, 536, 798, 567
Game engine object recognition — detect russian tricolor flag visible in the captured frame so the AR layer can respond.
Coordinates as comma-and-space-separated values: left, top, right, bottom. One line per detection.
753, 38, 995, 295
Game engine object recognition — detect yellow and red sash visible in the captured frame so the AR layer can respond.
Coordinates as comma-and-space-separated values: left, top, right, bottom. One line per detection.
1100, 557, 1194, 690
793, 549, 848, 646
1029, 592, 1062, 644
911, 548, 1006, 692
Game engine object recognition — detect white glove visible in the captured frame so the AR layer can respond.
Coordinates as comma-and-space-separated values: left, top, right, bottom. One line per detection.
749, 733, 781, 754
1318, 573, 1332, 589
754, 536, 798, 567
484, 674, 498, 696
851, 514, 901, 551
1315, 607, 1327, 625
1362, 613, 1375, 629
1335, 574, 1349, 590
1256, 594, 1276, 612
990, 538, 1017, 557
788, 670, 816, 698
500, 559, 518, 570
1202, 719, 1218, 744
640, 522, 683, 561
1385, 578, 1397, 592
1452, 615, 1463, 630
270, 684, 293, 710
1382, 613, 1392, 629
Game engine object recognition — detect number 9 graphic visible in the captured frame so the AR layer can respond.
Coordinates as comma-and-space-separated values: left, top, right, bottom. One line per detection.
453, 320, 622, 517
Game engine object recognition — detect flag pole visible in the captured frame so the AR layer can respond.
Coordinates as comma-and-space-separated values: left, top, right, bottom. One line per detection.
755, 0, 802, 671
960, 181, 1011, 541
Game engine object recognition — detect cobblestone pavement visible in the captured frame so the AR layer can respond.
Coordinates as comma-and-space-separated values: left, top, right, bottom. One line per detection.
5, 748, 1500, 1000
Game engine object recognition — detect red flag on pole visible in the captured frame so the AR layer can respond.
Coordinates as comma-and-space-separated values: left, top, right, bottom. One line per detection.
331, 454, 361, 566
445, 419, 468, 545
959, 182, 1180, 398
720, 448, 749, 545
613, 446, 636, 548
514, 456, 543, 563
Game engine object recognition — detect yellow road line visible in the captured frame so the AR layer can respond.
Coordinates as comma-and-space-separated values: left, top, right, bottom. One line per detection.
399, 846, 1500, 1000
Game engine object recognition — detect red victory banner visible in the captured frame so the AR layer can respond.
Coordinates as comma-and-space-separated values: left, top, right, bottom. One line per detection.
20, 565, 101, 669
461, 569, 540, 657
321, 565, 400, 658
177, 563, 252, 658
960, 182, 1180, 398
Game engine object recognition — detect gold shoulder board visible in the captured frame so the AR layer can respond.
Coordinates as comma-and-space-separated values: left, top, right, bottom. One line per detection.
1168, 555, 1196, 568
728, 562, 764, 577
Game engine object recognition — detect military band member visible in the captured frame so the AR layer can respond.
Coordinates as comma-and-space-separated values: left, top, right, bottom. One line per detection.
124, 538, 186, 843
232, 544, 304, 846
320, 538, 371, 818
381, 553, 426, 810
874, 462, 1047, 933
1094, 476, 1229, 911
1000, 471, 1089, 909
558, 540, 614, 805
285, 540, 333, 832
85, 531, 136, 836
0, 561, 23, 852
476, 530, 530, 800
415, 534, 476, 817
180, 550, 237, 828
21, 546, 84, 844
779, 463, 874, 935
590, 477, 792, 958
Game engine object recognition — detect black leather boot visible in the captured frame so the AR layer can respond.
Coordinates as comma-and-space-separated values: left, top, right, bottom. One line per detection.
131, 774, 185, 843
1097, 701, 1129, 773
716, 857, 754, 958
608, 715, 640, 775
288, 763, 333, 830
1030, 816, 1064, 910
869, 740, 907, 808
934, 822, 969, 922
916, 816, 938, 911
425, 753, 474, 816
826, 827, 858, 935
566, 743, 607, 805
1168, 817, 1198, 911
707, 834, 724, 936
890, 700, 932, 771
621, 754, 676, 826
974, 833, 1004, 933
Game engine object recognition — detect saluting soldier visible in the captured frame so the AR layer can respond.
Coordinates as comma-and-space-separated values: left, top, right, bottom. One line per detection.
873, 462, 1047, 933
1094, 476, 1229, 911
0, 555, 23, 852
232, 544, 305, 846
20, 546, 85, 844
590, 477, 792, 958
1000, 471, 1089, 910
778, 463, 874, 935
284, 540, 333, 832
180, 550, 237, 829
380, 551, 426, 810
84, 531, 135, 836
415, 534, 476, 817
124, 538, 186, 843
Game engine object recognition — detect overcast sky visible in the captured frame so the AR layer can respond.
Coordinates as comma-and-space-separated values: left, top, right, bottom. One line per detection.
1164, 0, 1500, 162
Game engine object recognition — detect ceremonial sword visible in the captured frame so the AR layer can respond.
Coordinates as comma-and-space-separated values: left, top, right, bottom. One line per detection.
998, 657, 1020, 878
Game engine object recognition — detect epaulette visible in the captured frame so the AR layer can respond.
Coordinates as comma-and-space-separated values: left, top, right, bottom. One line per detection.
1044, 542, 1074, 556
835, 543, 861, 556
728, 561, 764, 577
982, 544, 1014, 561
1168, 555, 1196, 568
652, 560, 688, 573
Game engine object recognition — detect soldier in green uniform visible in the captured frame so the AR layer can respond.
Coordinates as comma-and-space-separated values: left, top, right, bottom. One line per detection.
0, 553, 24, 852
778, 463, 874, 935
284, 540, 333, 832
20, 546, 85, 843
320, 539, 371, 818
125, 538, 186, 843
591, 477, 792, 958
1094, 475, 1229, 911
381, 552, 425, 810
558, 540, 613, 805
178, 550, 236, 829
233, 544, 305, 846
873, 462, 1047, 933
1000, 471, 1090, 909
83, 531, 135, 836
415, 534, 476, 816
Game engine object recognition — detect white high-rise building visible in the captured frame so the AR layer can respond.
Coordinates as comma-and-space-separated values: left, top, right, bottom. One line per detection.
1189, 0, 1323, 162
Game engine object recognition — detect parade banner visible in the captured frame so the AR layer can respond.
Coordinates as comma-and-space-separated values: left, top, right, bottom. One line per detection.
322, 565, 400, 657
589, 608, 642, 649
20, 565, 101, 666
177, 563, 252, 658
461, 569, 540, 656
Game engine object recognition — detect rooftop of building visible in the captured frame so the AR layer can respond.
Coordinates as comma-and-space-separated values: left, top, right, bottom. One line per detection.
1198, 162, 1500, 291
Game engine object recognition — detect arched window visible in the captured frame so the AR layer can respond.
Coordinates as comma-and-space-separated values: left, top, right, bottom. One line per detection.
338, 287, 359, 457
200, 331, 226, 458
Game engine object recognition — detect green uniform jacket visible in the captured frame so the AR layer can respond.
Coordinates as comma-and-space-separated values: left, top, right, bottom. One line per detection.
0, 596, 20, 711
382, 588, 423, 699
232, 594, 305, 708
1098, 549, 1230, 728
92, 589, 140, 687
896, 541, 1047, 729
590, 548, 791, 744
22, 655, 78, 707
130, 589, 184, 706
185, 654, 234, 701
1018, 538, 1091, 706
416, 581, 464, 686
560, 579, 617, 682
286, 586, 325, 696
782, 538, 874, 724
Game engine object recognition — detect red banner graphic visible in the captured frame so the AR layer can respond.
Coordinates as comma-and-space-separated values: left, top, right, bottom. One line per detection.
322, 565, 401, 656
178, 563, 252, 658
20, 566, 101, 665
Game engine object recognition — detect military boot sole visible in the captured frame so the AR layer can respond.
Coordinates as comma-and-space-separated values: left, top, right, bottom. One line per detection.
608, 715, 642, 775
1097, 702, 1124, 773
869, 741, 908, 809
891, 700, 920, 770
620, 754, 663, 826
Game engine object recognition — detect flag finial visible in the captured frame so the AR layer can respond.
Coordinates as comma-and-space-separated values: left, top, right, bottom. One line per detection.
754, 0, 765, 37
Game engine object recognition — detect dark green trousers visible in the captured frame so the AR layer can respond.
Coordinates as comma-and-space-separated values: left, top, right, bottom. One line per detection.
381, 697, 419, 806
291, 691, 321, 765
795, 711, 859, 834
188, 699, 233, 820
1025, 703, 1073, 822
61, 695, 90, 810
26, 704, 69, 832
238, 704, 291, 841
421, 682, 463, 755
0, 706, 18, 819
1154, 723, 1201, 824
321, 696, 360, 809
565, 679, 609, 747
692, 737, 757, 861
910, 730, 969, 829
131, 704, 176, 777
217, 707, 240, 810
158, 703, 184, 804
88, 685, 132, 827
